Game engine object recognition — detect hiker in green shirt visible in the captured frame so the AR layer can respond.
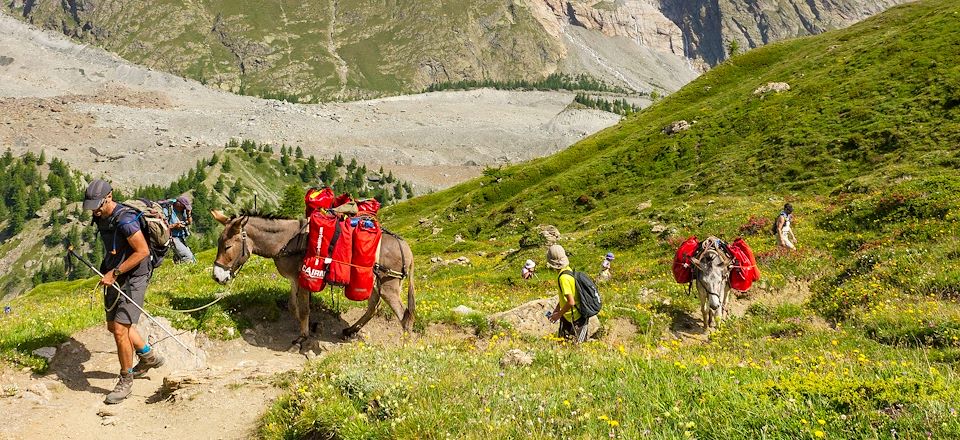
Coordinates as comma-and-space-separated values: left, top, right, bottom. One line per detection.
546, 244, 589, 343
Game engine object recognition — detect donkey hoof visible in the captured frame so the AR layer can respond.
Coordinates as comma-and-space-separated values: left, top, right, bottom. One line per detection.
341, 328, 357, 338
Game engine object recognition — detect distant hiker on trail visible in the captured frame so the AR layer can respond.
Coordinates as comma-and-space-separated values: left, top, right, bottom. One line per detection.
164, 195, 196, 263
597, 252, 614, 282
775, 203, 797, 250
546, 245, 589, 343
84, 179, 164, 404
521, 259, 536, 280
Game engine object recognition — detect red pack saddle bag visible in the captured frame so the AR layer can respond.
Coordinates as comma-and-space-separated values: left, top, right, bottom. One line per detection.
673, 236, 699, 284
323, 217, 353, 286
304, 187, 335, 218
729, 238, 760, 291
299, 211, 338, 292
345, 217, 382, 301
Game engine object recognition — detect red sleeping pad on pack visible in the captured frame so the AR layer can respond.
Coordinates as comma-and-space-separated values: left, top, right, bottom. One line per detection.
673, 236, 699, 284
345, 217, 381, 301
729, 237, 760, 291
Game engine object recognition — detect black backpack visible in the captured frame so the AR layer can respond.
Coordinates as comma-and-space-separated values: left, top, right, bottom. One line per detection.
559, 269, 602, 319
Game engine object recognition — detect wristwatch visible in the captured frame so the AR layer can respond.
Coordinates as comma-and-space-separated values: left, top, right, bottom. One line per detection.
113, 268, 122, 277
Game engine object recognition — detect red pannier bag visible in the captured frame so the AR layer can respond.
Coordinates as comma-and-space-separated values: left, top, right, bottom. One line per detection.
729, 238, 760, 291
672, 236, 699, 284
324, 217, 354, 286
299, 211, 338, 291
304, 187, 335, 218
346, 217, 382, 301
356, 198, 381, 216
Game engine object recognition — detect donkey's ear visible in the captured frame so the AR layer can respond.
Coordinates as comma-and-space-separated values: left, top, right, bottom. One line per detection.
211, 209, 229, 225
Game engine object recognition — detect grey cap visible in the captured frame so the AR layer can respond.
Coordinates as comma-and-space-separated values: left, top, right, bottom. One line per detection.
82, 179, 112, 210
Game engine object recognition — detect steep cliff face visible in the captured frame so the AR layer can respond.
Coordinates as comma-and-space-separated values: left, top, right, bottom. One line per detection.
535, 0, 912, 68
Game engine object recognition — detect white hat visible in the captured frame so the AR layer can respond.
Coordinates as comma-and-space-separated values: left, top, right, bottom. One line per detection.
524, 259, 536, 269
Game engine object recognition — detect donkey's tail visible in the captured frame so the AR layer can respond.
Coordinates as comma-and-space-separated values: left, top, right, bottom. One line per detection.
402, 259, 416, 331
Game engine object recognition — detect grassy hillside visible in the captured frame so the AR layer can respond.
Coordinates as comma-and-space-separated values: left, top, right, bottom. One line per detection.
2, 1, 959, 438
259, 1, 960, 438
5, 0, 562, 101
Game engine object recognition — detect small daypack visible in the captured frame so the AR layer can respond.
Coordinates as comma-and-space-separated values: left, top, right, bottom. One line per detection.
118, 199, 172, 268
559, 269, 602, 319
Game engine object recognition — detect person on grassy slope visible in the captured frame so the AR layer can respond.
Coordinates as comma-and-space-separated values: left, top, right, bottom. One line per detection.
163, 195, 196, 263
521, 259, 536, 280
597, 252, 614, 282
83, 179, 164, 404
775, 203, 797, 250
546, 245, 589, 343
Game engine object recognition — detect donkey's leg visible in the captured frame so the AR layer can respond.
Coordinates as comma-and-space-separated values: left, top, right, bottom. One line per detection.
379, 278, 410, 332
702, 305, 711, 332
291, 285, 311, 346
287, 280, 301, 333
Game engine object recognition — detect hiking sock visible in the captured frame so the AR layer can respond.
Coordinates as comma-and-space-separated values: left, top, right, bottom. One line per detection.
137, 344, 151, 355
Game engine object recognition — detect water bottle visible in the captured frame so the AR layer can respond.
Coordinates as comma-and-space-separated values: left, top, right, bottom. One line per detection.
350, 218, 359, 227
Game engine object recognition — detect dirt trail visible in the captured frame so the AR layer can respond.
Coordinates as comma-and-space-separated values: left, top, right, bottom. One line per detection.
0, 306, 475, 440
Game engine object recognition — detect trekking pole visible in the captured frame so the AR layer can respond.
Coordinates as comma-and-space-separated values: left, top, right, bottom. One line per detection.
66, 246, 199, 358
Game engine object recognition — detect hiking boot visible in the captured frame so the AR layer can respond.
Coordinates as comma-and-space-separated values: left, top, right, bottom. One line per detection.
132, 349, 165, 377
104, 372, 134, 404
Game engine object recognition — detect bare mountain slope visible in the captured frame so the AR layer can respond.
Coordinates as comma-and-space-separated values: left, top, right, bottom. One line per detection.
4, 0, 908, 99
0, 13, 620, 191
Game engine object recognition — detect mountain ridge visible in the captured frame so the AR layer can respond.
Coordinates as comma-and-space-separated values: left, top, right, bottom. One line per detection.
3, 0, 910, 100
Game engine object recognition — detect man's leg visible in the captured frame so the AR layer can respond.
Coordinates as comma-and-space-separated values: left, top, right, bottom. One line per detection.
107, 321, 135, 371
173, 237, 196, 263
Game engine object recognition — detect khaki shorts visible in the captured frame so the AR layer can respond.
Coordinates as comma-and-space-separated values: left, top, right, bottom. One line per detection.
104, 272, 151, 324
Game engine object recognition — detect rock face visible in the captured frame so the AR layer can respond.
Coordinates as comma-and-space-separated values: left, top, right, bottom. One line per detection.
538, 0, 909, 67
2, 0, 907, 99
489, 297, 601, 339
136, 317, 207, 371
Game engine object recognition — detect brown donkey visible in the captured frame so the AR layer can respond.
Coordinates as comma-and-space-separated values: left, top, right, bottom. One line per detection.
210, 210, 415, 346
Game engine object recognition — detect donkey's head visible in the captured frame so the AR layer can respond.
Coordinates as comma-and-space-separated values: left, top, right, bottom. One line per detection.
211, 210, 251, 284
690, 249, 731, 310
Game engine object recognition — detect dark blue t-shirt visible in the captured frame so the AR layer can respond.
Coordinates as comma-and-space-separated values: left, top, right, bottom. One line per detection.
96, 204, 152, 276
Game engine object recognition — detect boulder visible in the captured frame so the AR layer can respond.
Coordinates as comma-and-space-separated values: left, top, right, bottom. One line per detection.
663, 120, 691, 135
451, 305, 476, 316
489, 298, 601, 339
31, 347, 57, 362
136, 317, 206, 371
500, 349, 534, 367
753, 82, 791, 95
539, 225, 561, 245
